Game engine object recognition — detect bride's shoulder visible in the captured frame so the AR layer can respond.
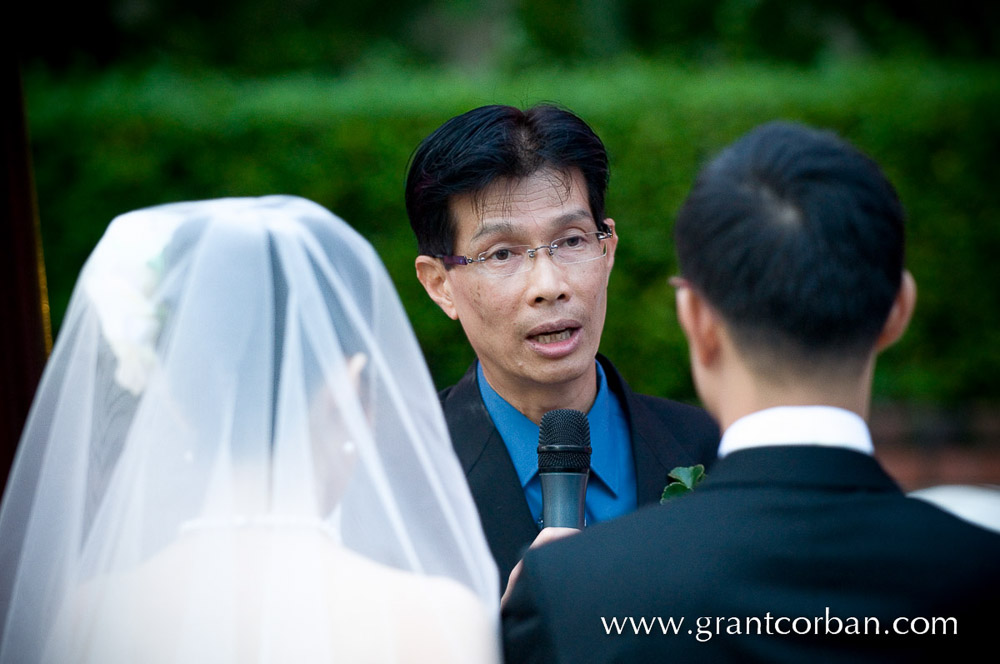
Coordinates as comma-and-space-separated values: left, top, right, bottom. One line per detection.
346, 548, 489, 614
344, 553, 499, 663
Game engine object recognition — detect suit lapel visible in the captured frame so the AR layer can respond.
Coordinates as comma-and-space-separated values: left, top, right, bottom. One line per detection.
441, 364, 538, 586
598, 356, 701, 505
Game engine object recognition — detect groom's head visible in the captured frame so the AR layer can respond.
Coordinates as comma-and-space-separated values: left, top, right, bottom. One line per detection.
672, 122, 916, 412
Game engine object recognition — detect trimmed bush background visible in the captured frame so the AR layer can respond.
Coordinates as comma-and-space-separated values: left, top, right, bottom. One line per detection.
24, 60, 1000, 406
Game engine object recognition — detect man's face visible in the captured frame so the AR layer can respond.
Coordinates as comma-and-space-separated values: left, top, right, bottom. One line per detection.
430, 168, 617, 401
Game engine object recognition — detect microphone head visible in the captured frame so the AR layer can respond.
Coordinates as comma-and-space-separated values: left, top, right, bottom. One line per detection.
537, 409, 592, 473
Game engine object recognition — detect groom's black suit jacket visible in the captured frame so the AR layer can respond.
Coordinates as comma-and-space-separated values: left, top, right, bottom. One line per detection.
502, 445, 1000, 663
439, 354, 719, 590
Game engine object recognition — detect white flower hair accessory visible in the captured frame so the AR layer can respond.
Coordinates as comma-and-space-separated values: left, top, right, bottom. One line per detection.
83, 211, 180, 395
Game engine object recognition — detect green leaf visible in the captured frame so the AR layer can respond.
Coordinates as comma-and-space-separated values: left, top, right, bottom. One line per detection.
660, 482, 691, 504
660, 465, 706, 504
667, 464, 705, 490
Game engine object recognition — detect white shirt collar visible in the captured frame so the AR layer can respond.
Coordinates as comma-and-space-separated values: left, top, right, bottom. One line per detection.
717, 406, 874, 459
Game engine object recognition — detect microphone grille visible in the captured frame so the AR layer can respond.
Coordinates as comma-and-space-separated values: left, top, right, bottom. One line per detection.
537, 409, 592, 473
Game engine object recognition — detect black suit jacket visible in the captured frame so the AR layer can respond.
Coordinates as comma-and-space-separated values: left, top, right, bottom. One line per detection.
503, 445, 1000, 663
440, 354, 719, 591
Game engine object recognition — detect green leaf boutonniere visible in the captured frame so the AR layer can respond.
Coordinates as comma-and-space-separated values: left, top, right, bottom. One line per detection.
660, 464, 706, 504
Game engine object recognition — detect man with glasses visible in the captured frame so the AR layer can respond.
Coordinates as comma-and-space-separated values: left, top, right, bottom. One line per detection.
406, 104, 719, 594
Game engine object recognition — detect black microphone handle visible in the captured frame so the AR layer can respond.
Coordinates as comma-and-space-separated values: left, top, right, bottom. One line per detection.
539, 471, 588, 529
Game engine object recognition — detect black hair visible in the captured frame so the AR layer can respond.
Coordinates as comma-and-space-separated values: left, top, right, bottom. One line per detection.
674, 121, 905, 372
405, 104, 610, 257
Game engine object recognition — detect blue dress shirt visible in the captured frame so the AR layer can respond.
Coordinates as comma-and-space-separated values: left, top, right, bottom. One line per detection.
477, 361, 637, 529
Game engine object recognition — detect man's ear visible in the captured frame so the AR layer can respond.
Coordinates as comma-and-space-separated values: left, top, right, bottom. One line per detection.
603, 218, 618, 272
415, 256, 459, 320
875, 270, 917, 352
675, 285, 721, 369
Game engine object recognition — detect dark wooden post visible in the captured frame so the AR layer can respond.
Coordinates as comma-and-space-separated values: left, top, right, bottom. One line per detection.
1, 56, 50, 490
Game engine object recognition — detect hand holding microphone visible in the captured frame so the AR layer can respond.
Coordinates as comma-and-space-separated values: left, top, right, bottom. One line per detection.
502, 409, 593, 607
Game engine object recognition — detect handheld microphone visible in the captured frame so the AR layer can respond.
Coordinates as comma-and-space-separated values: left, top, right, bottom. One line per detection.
537, 409, 592, 529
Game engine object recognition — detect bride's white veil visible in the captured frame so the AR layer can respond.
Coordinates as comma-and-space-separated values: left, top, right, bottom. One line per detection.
0, 196, 499, 663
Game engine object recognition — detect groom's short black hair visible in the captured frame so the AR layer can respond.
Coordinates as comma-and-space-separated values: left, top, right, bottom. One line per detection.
405, 104, 610, 258
674, 121, 906, 373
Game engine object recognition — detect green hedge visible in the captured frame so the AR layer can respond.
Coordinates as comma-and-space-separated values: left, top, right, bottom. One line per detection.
24, 59, 1000, 405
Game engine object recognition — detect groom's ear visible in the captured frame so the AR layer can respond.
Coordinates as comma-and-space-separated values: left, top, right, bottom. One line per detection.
875, 270, 917, 353
676, 286, 721, 370
415, 256, 459, 320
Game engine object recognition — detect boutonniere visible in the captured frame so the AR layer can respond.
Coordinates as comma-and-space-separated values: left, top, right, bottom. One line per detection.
660, 464, 706, 504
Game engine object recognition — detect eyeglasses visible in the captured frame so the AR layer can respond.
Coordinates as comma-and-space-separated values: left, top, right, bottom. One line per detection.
438, 230, 613, 278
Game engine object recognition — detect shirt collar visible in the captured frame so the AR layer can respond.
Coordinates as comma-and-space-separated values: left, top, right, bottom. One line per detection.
587, 361, 622, 495
476, 361, 623, 496
718, 405, 874, 459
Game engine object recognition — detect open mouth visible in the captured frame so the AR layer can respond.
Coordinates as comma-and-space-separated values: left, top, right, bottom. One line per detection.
530, 328, 574, 344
